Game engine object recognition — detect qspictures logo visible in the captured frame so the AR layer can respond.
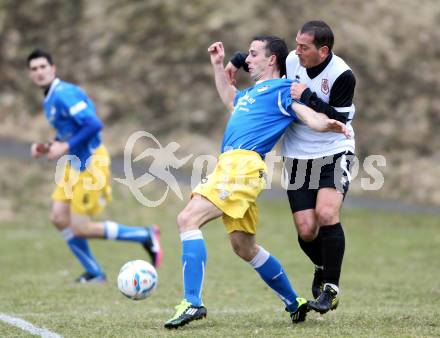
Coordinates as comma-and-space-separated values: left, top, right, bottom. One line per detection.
114, 131, 192, 207
54, 131, 386, 208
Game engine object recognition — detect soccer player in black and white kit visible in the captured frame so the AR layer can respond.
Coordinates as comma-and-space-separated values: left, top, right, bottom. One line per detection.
225, 20, 356, 314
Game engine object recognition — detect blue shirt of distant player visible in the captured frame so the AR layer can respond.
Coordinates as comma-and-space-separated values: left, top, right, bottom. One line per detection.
44, 78, 102, 171
222, 78, 298, 157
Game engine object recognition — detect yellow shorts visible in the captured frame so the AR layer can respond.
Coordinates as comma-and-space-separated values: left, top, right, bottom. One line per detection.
52, 145, 112, 216
193, 149, 266, 234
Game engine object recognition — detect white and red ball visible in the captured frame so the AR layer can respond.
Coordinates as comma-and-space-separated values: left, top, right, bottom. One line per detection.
117, 260, 158, 300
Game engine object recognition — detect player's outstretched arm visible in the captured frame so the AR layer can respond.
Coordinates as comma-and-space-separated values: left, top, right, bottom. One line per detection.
208, 42, 237, 111
292, 102, 351, 137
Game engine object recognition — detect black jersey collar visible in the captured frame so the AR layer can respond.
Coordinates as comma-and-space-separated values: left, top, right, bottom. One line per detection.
44, 78, 60, 99
306, 53, 333, 79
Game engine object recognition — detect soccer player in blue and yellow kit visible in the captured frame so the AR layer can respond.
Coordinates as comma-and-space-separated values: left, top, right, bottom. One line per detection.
164, 36, 349, 328
27, 49, 162, 283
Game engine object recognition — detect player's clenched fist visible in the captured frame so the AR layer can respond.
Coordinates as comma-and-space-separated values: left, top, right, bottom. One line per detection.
290, 83, 308, 100
208, 42, 225, 66
31, 142, 50, 158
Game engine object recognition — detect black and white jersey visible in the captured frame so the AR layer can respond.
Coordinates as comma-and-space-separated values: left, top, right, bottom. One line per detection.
281, 52, 356, 159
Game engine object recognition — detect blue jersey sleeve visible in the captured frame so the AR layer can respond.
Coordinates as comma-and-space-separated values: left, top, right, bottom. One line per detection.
56, 88, 97, 125
278, 86, 298, 120
67, 116, 103, 150
54, 86, 103, 149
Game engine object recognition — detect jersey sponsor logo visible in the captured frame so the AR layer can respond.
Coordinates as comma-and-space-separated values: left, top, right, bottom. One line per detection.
69, 101, 88, 116
240, 93, 256, 104
234, 93, 255, 113
257, 85, 269, 92
321, 78, 329, 95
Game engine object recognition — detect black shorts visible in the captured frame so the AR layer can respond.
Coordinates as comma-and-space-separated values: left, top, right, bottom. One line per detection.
284, 151, 355, 213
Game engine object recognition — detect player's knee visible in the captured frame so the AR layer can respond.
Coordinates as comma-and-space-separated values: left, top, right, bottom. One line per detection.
316, 206, 338, 225
50, 212, 69, 229
70, 222, 88, 237
295, 217, 317, 241
230, 240, 254, 261
231, 243, 247, 260
297, 226, 317, 242
177, 210, 195, 233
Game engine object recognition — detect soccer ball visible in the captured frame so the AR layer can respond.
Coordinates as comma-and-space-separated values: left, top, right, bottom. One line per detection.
117, 260, 158, 300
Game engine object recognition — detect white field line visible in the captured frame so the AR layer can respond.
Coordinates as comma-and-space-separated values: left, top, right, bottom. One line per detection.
0, 313, 62, 338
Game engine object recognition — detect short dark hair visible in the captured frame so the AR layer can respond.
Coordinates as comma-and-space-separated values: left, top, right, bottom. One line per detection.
300, 20, 334, 52
252, 35, 288, 76
27, 49, 54, 67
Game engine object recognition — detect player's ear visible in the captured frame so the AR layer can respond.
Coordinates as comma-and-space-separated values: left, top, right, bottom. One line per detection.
269, 54, 276, 66
319, 46, 329, 58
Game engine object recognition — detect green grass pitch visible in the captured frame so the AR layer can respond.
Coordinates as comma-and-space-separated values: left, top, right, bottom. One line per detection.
1, 162, 439, 337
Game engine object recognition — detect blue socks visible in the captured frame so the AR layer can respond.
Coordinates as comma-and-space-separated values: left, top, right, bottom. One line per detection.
61, 222, 151, 278
181, 230, 206, 306
250, 246, 299, 312
103, 221, 149, 243
178, 231, 298, 311
61, 227, 103, 276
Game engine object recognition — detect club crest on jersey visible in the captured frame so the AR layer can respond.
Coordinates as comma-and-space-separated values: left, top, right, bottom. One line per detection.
321, 79, 329, 95
257, 85, 269, 92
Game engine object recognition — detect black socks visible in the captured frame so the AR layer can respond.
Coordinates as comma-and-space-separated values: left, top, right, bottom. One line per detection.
298, 232, 322, 267
298, 223, 345, 286
319, 223, 345, 286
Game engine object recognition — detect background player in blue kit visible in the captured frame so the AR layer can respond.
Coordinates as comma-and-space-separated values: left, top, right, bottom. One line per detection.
164, 36, 349, 329
27, 49, 162, 283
